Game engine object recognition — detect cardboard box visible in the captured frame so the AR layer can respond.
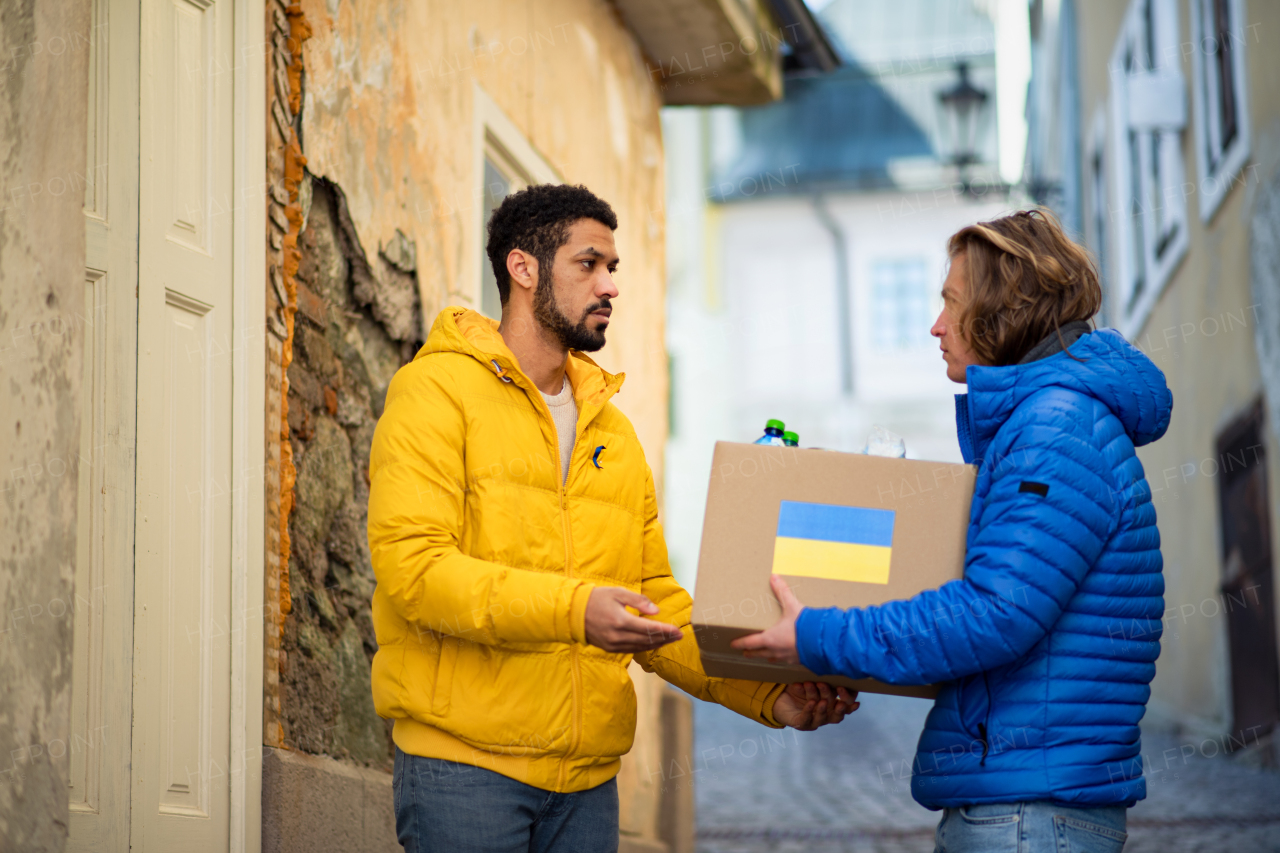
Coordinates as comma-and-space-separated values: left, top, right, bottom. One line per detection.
692, 441, 977, 700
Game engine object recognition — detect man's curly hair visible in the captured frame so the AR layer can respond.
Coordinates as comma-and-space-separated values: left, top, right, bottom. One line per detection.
485, 183, 618, 306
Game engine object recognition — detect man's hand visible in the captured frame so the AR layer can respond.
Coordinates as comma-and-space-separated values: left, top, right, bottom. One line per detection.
730, 574, 802, 664
772, 682, 859, 730
584, 587, 683, 654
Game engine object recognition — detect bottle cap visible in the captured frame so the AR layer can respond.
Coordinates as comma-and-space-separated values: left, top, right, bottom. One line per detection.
765, 419, 785, 431
783, 431, 799, 444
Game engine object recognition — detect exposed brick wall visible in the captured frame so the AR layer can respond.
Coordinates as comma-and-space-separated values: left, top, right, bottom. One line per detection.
278, 177, 422, 765
263, 0, 311, 750
263, 0, 425, 770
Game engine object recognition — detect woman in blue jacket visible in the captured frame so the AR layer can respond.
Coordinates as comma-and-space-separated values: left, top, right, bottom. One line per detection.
734, 209, 1173, 852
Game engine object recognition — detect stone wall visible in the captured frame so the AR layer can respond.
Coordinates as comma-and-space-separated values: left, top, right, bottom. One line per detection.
278, 174, 422, 767
262, 748, 400, 853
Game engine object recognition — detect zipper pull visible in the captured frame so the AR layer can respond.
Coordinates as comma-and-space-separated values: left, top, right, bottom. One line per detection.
978, 723, 989, 766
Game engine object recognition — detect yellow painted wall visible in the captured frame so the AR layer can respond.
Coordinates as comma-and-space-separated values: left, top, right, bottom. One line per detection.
297, 0, 671, 838
1077, 0, 1280, 731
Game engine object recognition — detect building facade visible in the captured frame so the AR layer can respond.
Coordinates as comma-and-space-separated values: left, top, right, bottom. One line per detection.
0, 0, 833, 850
1026, 0, 1280, 757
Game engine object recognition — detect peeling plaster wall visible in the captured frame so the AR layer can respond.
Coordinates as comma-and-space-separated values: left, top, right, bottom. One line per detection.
297, 0, 669, 468
0, 0, 91, 848
292, 0, 673, 840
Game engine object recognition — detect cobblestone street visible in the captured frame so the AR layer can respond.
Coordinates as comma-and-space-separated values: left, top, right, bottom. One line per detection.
692, 693, 1280, 853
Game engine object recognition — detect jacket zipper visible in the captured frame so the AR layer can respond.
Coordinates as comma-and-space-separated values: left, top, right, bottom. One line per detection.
531, 370, 582, 788
955, 393, 978, 464
562, 409, 594, 777
978, 671, 993, 766
562, 487, 582, 778
498, 357, 607, 789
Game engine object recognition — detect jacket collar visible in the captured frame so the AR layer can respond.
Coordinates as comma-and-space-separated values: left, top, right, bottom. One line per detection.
956, 335, 1092, 463
1017, 321, 1093, 364
953, 328, 1174, 463
420, 307, 626, 427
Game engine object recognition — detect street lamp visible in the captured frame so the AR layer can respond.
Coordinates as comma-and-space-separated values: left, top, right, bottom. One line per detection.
936, 61, 989, 195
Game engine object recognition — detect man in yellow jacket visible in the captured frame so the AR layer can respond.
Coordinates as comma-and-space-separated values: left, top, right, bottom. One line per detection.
368, 184, 855, 852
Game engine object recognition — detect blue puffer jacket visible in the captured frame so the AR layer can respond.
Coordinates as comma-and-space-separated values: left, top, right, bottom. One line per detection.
795, 329, 1173, 809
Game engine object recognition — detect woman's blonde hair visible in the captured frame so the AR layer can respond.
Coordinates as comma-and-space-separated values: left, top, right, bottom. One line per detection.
947, 208, 1102, 366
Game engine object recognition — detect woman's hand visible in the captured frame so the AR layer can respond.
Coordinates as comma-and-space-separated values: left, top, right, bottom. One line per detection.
771, 681, 860, 730
731, 574, 803, 664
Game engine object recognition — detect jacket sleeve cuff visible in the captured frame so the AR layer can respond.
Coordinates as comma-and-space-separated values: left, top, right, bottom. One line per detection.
759, 681, 788, 728
796, 607, 840, 677
569, 582, 594, 644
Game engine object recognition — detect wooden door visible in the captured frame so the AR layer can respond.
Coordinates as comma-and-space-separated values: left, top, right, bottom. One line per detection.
131, 0, 237, 846
68, 0, 140, 848
71, 0, 256, 848
1217, 400, 1280, 742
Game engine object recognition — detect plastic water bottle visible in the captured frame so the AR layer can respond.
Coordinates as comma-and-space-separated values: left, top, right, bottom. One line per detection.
754, 419, 787, 446
864, 425, 906, 458
783, 431, 799, 447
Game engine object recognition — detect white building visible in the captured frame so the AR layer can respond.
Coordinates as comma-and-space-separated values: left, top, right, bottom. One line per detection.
662, 0, 1026, 588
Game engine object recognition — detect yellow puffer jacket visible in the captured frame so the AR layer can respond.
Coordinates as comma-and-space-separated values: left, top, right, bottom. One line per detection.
368, 308, 784, 793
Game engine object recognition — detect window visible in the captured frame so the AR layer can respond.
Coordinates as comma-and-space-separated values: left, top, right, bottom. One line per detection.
472, 84, 560, 319
1190, 0, 1250, 222
1088, 108, 1112, 329
479, 151, 520, 320
1108, 0, 1189, 338
870, 258, 932, 350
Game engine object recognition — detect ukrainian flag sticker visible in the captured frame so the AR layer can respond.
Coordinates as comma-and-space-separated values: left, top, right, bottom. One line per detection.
770, 501, 895, 585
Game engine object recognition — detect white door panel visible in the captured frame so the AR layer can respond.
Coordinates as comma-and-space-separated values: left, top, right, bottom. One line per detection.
68, 0, 138, 847
134, 0, 235, 845
72, 0, 260, 847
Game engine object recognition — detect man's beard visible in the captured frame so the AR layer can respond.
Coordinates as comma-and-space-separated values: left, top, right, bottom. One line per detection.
533, 269, 609, 353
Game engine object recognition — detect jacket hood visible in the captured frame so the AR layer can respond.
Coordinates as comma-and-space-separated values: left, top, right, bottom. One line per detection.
417, 306, 625, 410
957, 328, 1173, 463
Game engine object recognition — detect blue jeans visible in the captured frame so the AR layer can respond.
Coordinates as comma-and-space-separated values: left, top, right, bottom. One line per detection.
392, 748, 619, 853
933, 801, 1127, 852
